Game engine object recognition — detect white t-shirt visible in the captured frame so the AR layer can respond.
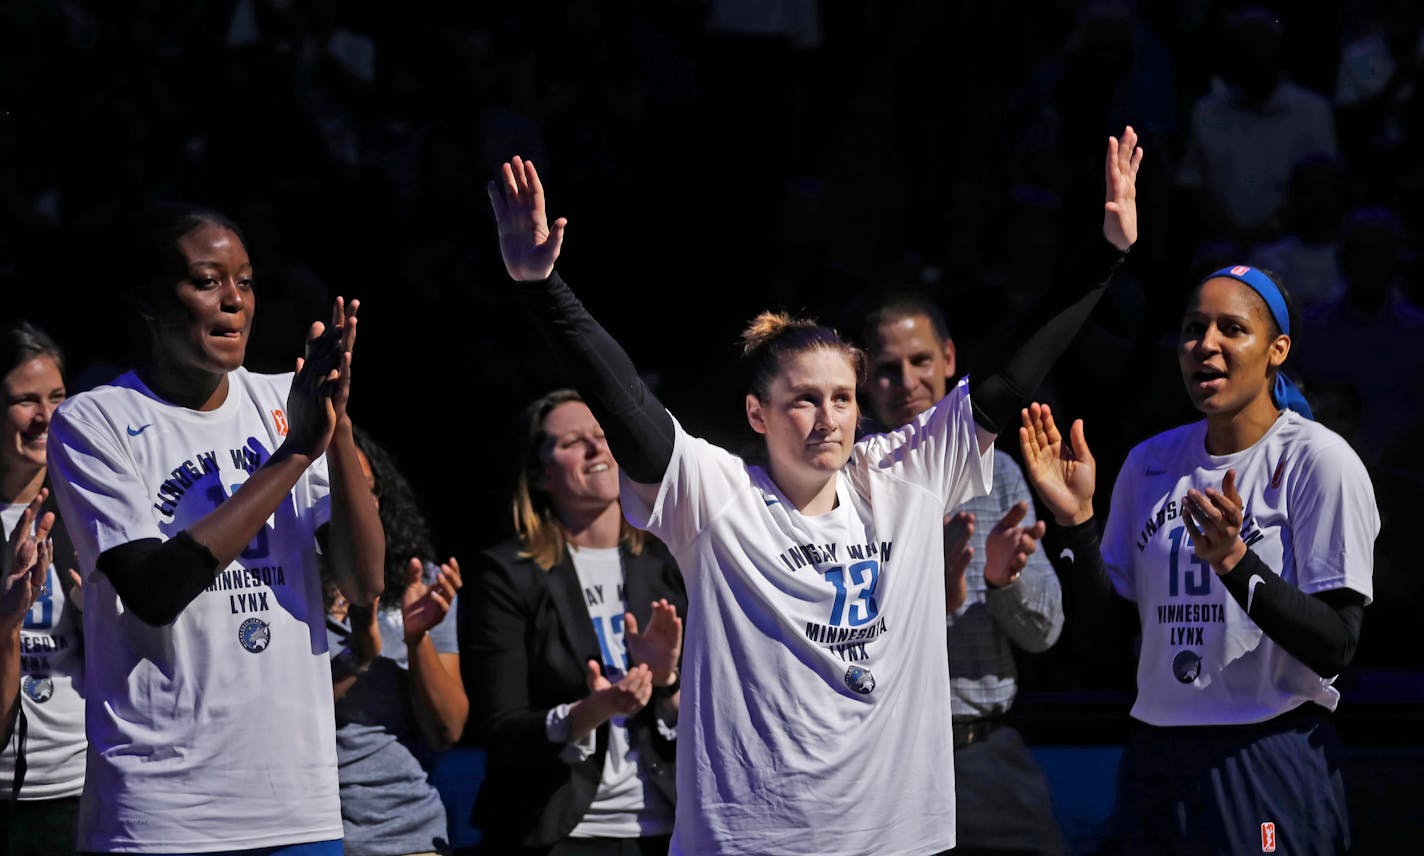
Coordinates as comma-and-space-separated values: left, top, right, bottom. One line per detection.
621, 378, 992, 856
0, 503, 86, 800
1101, 411, 1378, 726
567, 545, 675, 839
45, 367, 341, 852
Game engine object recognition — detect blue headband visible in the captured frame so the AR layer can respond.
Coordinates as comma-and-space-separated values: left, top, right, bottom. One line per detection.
1201, 265, 1313, 420
1205, 265, 1290, 334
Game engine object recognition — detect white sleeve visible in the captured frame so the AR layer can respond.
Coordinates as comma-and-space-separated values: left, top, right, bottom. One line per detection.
852, 377, 993, 513
46, 404, 165, 569
1099, 449, 1141, 602
307, 448, 332, 532
618, 415, 747, 555
1290, 438, 1378, 603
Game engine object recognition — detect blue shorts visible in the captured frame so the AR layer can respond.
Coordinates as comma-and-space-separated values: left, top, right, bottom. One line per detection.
1114, 704, 1348, 855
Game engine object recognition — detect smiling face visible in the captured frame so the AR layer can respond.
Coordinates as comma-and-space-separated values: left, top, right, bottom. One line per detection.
747, 348, 860, 486
150, 221, 255, 383
1179, 277, 1290, 417
865, 313, 955, 429
538, 400, 620, 519
1, 355, 65, 478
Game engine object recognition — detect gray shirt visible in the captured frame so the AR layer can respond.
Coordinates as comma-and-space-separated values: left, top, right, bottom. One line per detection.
947, 451, 1064, 721
327, 591, 460, 856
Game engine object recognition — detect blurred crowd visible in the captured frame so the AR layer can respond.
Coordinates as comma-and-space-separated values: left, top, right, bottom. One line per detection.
2, 0, 1421, 693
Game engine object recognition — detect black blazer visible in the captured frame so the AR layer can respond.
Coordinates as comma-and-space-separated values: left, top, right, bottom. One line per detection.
460, 536, 687, 849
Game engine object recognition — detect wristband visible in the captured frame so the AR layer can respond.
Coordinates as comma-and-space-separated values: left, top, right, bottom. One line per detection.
652, 668, 680, 699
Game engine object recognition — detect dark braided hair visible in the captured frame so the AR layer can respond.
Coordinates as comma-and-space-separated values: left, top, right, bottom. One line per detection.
320, 425, 438, 612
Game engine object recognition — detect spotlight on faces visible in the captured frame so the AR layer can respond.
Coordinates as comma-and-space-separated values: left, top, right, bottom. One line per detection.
1, 355, 65, 474
1179, 277, 1289, 416
539, 400, 620, 514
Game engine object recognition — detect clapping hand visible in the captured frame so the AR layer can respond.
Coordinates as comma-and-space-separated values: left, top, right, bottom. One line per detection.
402, 557, 462, 642
943, 511, 975, 612
488, 155, 567, 282
586, 660, 653, 717
1019, 403, 1096, 526
287, 296, 361, 459
1183, 470, 1247, 574
625, 599, 682, 688
983, 502, 1047, 588
3, 490, 55, 635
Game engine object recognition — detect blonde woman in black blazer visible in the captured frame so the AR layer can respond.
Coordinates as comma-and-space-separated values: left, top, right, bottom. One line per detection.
461, 389, 686, 856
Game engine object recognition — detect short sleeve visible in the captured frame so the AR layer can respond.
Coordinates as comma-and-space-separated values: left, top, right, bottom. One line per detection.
851, 377, 993, 513
1290, 439, 1378, 603
306, 449, 332, 531
430, 591, 460, 655
46, 404, 165, 566
1099, 448, 1141, 601
619, 415, 748, 555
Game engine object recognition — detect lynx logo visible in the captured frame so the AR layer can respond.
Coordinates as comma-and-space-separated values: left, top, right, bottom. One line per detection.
21, 675, 53, 703
1172, 649, 1202, 684
844, 665, 876, 694
1260, 821, 1276, 852
238, 617, 272, 653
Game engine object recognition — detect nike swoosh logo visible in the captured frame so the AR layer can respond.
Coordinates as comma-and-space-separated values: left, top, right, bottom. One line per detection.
1247, 574, 1266, 612
127, 424, 153, 437
1145, 467, 1167, 475
764, 498, 780, 507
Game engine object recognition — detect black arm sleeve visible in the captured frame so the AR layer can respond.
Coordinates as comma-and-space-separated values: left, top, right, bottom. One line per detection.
96, 531, 221, 627
520, 273, 676, 484
1047, 517, 1118, 613
1044, 517, 1141, 677
1218, 549, 1366, 677
971, 239, 1128, 434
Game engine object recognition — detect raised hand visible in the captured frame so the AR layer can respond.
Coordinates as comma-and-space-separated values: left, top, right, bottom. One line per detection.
943, 511, 975, 612
325, 296, 360, 431
1019, 403, 1096, 526
1103, 125, 1144, 251
3, 490, 55, 634
624, 599, 682, 687
286, 296, 360, 459
983, 501, 1048, 588
1183, 469, 1247, 573
402, 557, 462, 641
585, 660, 653, 717
488, 155, 567, 282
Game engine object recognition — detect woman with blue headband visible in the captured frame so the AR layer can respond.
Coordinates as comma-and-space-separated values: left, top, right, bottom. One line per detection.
1019, 265, 1378, 854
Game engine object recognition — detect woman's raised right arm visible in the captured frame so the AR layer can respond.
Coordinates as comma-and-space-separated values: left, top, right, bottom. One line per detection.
488, 156, 675, 485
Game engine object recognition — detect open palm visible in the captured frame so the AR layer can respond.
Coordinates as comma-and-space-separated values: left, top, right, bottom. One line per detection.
1103, 124, 1144, 251
1018, 403, 1097, 526
487, 155, 567, 282
625, 599, 682, 686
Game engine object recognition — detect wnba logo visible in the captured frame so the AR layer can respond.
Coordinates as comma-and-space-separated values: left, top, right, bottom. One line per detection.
1260, 821, 1276, 852
1231, 265, 1252, 276
272, 409, 289, 436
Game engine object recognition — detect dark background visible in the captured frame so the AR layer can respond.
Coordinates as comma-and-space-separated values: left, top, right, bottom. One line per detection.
3, 2, 1422, 838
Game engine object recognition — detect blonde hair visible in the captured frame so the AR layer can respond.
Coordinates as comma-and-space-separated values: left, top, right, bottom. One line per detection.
740, 310, 867, 400
511, 389, 647, 570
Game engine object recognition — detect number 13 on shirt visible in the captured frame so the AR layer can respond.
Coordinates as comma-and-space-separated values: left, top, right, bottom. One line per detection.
824, 560, 881, 627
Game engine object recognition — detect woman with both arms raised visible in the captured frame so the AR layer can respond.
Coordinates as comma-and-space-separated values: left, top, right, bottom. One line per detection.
486, 128, 1140, 855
